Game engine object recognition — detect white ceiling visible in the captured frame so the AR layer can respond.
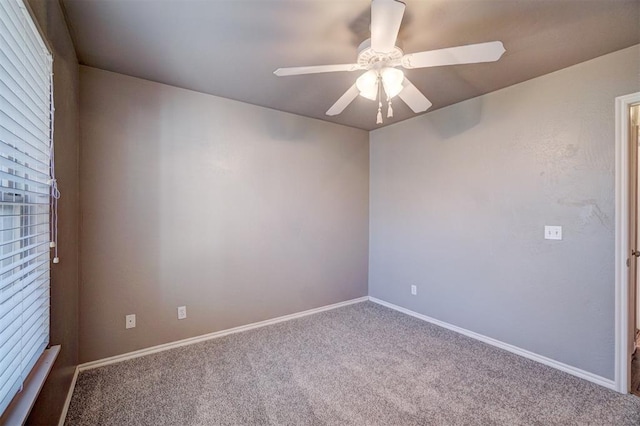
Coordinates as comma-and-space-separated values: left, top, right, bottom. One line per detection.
61, 0, 640, 131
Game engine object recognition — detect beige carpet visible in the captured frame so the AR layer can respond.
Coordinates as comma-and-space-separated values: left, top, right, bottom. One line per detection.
66, 302, 640, 425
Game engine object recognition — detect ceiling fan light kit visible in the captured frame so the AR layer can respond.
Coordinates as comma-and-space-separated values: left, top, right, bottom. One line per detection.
274, 0, 506, 125
355, 67, 403, 100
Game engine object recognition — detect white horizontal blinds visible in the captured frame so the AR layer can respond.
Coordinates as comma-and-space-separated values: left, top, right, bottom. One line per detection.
0, 0, 52, 416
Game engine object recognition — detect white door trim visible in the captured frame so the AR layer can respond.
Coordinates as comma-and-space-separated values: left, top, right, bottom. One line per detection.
615, 92, 640, 394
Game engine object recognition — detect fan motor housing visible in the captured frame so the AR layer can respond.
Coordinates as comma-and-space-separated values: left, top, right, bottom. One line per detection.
357, 38, 403, 69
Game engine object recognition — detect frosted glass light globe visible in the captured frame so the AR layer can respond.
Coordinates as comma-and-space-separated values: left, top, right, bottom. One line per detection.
380, 67, 404, 98
356, 70, 379, 101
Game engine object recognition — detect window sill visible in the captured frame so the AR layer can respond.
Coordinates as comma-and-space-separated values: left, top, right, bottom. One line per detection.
0, 345, 60, 426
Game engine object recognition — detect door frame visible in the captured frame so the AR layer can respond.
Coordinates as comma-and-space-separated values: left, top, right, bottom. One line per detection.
615, 92, 640, 394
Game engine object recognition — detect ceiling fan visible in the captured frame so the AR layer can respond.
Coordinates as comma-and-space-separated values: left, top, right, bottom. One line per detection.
274, 0, 506, 124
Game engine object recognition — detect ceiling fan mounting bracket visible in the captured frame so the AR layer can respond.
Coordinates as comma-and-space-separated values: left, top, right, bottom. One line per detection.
357, 38, 403, 70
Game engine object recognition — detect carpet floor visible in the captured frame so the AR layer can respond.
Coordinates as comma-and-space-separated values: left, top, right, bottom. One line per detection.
65, 302, 640, 425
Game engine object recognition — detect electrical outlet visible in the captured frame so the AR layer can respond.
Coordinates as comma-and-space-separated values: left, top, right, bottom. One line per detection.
544, 225, 562, 240
411, 285, 417, 295
177, 306, 187, 320
125, 314, 136, 329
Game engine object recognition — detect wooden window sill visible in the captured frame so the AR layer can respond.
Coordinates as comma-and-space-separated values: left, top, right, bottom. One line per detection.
0, 345, 60, 426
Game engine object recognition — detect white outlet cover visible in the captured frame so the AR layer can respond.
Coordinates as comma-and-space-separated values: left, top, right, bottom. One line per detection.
125, 314, 136, 329
544, 225, 562, 240
411, 285, 417, 295
177, 306, 187, 320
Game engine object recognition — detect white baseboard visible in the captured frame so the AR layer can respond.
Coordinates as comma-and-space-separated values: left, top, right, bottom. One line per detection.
78, 296, 369, 372
57, 366, 79, 426
369, 297, 616, 391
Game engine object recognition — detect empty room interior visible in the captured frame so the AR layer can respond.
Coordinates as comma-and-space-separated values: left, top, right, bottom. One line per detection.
2, 0, 640, 424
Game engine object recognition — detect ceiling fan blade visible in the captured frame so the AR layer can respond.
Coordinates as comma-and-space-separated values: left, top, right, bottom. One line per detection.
401, 41, 506, 69
398, 79, 432, 113
326, 84, 359, 116
274, 64, 361, 77
370, 0, 406, 53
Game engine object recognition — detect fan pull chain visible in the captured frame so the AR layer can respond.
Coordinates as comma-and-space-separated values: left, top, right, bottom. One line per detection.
387, 95, 393, 118
376, 76, 383, 124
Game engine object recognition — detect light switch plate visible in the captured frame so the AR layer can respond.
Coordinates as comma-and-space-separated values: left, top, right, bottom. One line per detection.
544, 225, 562, 240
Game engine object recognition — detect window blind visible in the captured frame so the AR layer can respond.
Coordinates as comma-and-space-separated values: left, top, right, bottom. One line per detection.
0, 0, 53, 415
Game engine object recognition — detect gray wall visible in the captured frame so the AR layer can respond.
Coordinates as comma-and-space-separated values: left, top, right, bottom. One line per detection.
26, 0, 80, 424
79, 67, 369, 362
369, 46, 640, 380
